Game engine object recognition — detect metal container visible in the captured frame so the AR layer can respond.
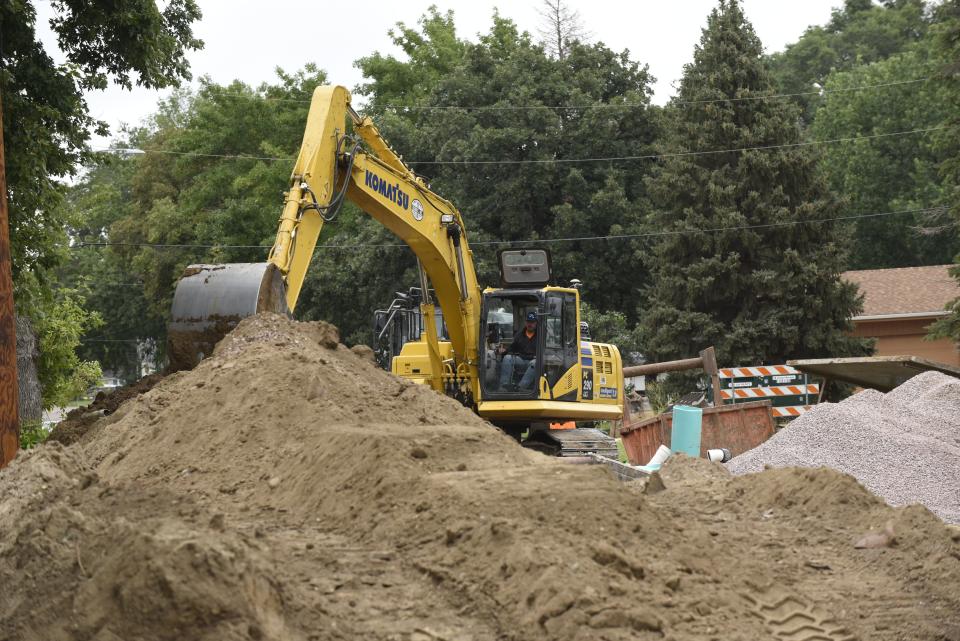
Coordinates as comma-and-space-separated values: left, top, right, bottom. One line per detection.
619, 400, 775, 466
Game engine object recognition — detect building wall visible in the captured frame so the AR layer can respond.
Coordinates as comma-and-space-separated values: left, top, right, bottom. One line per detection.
851, 317, 960, 366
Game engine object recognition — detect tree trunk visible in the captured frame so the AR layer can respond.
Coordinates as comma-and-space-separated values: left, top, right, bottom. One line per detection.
16, 313, 42, 424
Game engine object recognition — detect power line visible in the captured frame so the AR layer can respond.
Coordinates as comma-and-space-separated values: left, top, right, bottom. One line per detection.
68, 205, 946, 252
175, 77, 930, 111
496, 206, 949, 244
385, 78, 931, 111
76, 241, 282, 249
407, 126, 946, 165
93, 125, 945, 167
99, 148, 290, 162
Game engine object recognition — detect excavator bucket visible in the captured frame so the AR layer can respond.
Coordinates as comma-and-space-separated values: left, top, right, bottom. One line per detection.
167, 262, 289, 370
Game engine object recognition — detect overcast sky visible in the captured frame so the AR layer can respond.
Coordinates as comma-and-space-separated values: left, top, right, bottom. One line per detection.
35, 0, 841, 150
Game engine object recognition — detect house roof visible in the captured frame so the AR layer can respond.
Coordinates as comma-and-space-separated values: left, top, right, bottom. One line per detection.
843, 264, 958, 319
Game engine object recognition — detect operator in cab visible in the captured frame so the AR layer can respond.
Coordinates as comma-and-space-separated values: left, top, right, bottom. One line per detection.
498, 312, 538, 390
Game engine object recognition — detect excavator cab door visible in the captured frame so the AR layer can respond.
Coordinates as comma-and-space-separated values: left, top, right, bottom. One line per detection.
541, 290, 580, 401
479, 291, 543, 400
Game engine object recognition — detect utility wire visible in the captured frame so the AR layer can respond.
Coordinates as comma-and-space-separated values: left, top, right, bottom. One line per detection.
179, 77, 930, 110
94, 124, 945, 166
407, 126, 946, 165
387, 78, 931, 110
68, 205, 946, 252
100, 148, 290, 162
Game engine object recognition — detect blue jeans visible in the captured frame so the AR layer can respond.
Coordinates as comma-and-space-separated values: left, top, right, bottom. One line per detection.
500, 354, 536, 389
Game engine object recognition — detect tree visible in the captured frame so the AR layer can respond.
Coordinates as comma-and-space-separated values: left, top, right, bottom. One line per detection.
640, 0, 870, 374
304, 12, 660, 344
58, 156, 164, 382
366, 15, 657, 317
64, 67, 334, 354
581, 302, 642, 362
2, 0, 202, 293
2, 0, 201, 403
810, 46, 957, 268
537, 0, 589, 59
34, 292, 102, 409
767, 0, 932, 121
353, 7, 466, 112
927, 0, 960, 342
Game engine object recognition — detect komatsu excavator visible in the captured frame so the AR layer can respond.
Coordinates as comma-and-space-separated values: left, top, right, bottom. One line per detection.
169, 85, 622, 457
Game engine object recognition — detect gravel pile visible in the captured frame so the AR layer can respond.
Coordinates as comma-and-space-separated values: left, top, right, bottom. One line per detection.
727, 371, 960, 523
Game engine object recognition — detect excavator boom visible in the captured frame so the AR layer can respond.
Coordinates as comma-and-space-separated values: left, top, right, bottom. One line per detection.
168, 86, 482, 393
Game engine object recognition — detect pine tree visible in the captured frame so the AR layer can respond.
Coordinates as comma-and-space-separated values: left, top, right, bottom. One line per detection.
927, 0, 960, 341
640, 0, 870, 369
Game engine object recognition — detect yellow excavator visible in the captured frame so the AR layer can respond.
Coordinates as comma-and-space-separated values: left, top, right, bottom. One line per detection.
169, 85, 623, 456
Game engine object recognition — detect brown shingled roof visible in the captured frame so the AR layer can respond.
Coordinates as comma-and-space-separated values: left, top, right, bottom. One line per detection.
843, 265, 958, 318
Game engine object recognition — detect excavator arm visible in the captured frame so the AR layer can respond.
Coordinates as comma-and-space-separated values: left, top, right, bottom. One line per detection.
168, 86, 482, 397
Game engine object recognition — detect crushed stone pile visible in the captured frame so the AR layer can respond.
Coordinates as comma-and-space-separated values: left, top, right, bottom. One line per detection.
727, 371, 960, 524
3, 313, 959, 641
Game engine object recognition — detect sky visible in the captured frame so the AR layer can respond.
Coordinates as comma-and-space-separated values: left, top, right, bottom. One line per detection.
34, 0, 842, 150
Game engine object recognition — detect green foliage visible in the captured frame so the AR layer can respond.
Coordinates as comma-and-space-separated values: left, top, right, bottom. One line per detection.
35, 292, 103, 409
640, 0, 871, 372
50, 0, 202, 91
810, 46, 958, 268
62, 1, 960, 374
581, 302, 641, 362
927, 0, 960, 341
1, 0, 202, 298
644, 379, 672, 414
55, 155, 161, 380
354, 6, 467, 110
19, 420, 49, 450
3, 0, 201, 402
64, 68, 342, 363
767, 0, 932, 121
352, 13, 659, 331
767, 0, 960, 276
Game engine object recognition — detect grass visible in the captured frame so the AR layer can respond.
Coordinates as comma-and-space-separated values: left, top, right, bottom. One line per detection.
615, 438, 629, 463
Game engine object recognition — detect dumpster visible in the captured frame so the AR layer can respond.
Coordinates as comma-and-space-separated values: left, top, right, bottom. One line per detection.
620, 400, 775, 466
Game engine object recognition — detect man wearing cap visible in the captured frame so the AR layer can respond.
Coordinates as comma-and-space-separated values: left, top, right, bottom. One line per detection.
498, 311, 539, 390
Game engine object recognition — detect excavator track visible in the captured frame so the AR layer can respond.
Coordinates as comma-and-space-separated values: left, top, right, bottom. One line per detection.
524, 427, 620, 459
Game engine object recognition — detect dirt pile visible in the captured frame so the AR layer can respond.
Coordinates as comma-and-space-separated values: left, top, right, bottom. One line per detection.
48, 373, 164, 446
3, 313, 959, 641
0, 445, 298, 641
727, 371, 960, 523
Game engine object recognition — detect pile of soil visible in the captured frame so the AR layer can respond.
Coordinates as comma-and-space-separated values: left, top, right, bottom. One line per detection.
47, 373, 164, 446
3, 313, 959, 641
727, 371, 960, 523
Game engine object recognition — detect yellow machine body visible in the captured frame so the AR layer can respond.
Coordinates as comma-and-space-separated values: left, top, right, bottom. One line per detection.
169, 85, 623, 440
392, 285, 623, 423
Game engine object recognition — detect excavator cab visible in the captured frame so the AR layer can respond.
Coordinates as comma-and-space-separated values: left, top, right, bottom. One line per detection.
480, 250, 552, 398
479, 290, 580, 402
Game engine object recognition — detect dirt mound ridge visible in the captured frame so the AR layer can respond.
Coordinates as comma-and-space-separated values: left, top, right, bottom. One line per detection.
79, 313, 527, 534
0, 445, 298, 641
4, 314, 959, 640
48, 373, 165, 446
